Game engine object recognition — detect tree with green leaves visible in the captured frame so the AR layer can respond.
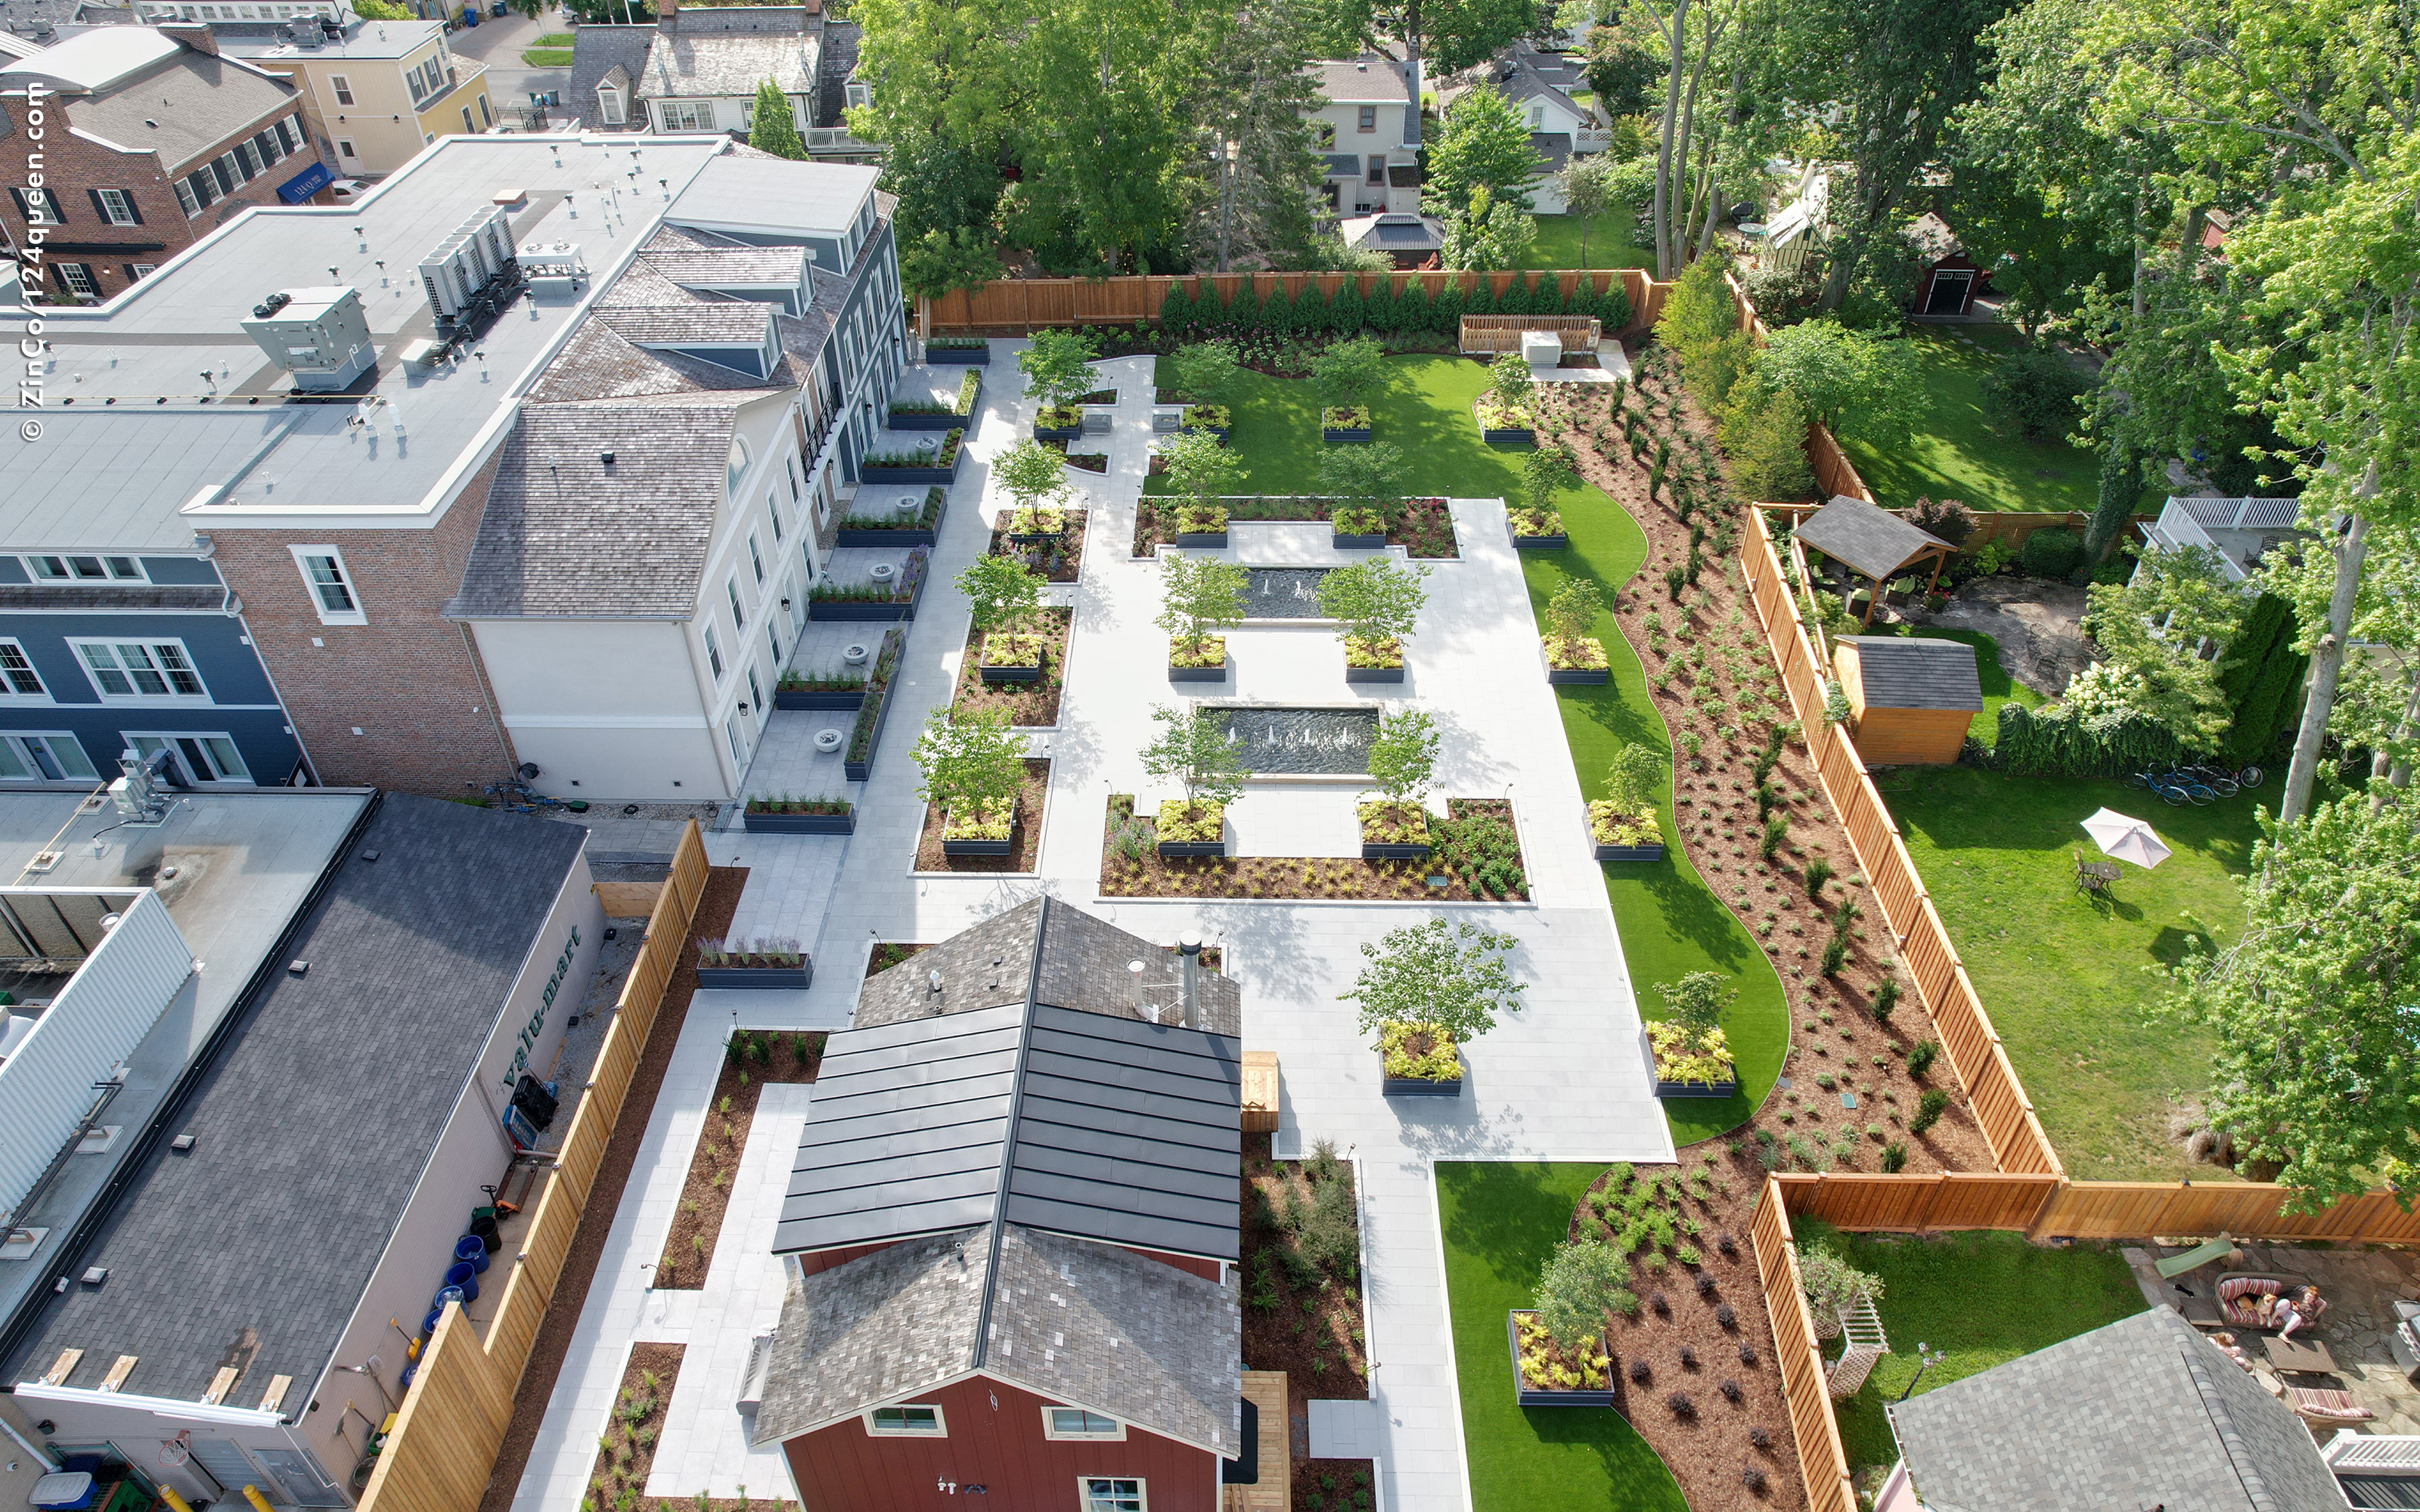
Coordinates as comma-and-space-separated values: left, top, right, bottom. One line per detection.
2154, 783, 2420, 1206
1602, 743, 1663, 816
1553, 153, 1621, 268
1438, 186, 1540, 272
1165, 340, 1242, 407
1534, 1241, 1633, 1350
1155, 550, 1249, 661
955, 553, 1044, 635
1019, 327, 1101, 409
914, 705, 1026, 826
1195, 1, 1328, 272
1749, 321, 1924, 449
1654, 971, 1734, 1040
1425, 85, 1543, 215
1488, 350, 1535, 411
747, 81, 806, 160
2077, 545, 2248, 752
1309, 336, 1388, 411
1159, 428, 1244, 502
352, 0, 415, 17
1317, 442, 1407, 518
1140, 702, 1250, 810
996, 438, 1069, 518
1342, 916, 1525, 1046
1317, 556, 1430, 647
1544, 576, 1602, 651
1366, 707, 1439, 804
901, 228, 1005, 310
1522, 442, 1578, 513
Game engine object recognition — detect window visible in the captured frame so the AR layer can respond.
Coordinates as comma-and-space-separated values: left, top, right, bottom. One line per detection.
476, 94, 492, 128
26, 555, 141, 583
277, 116, 302, 154
659, 101, 715, 131
290, 548, 364, 624
337, 138, 358, 161
747, 532, 765, 584
703, 624, 725, 680
726, 578, 746, 631
1044, 1409, 1124, 1441
725, 714, 745, 764
864, 1405, 945, 1437
95, 189, 140, 225
745, 665, 763, 716
597, 87, 625, 125
9, 187, 64, 224
1357, 104, 1376, 132
219, 150, 248, 186
56, 264, 97, 299
845, 81, 870, 110
0, 734, 98, 782
239, 139, 263, 178
1367, 155, 1384, 185
1081, 1479, 1144, 1512
131, 264, 157, 280
727, 435, 751, 496
766, 621, 783, 665
461, 104, 474, 133
0, 641, 45, 697
126, 733, 252, 785
1529, 104, 1544, 129
767, 495, 784, 543
405, 63, 428, 103
175, 179, 202, 218
74, 640, 207, 701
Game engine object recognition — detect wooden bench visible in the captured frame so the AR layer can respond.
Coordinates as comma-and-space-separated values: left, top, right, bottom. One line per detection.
1242, 1052, 1279, 1133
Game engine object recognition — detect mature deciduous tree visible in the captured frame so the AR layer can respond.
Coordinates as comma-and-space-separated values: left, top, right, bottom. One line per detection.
1426, 85, 1544, 215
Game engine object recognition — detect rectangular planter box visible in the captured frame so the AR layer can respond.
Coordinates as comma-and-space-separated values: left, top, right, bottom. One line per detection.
1156, 839, 1228, 859
1345, 664, 1406, 684
845, 683, 897, 782
1513, 533, 1570, 550
1594, 842, 1668, 862
980, 663, 1044, 684
1548, 667, 1611, 686
886, 410, 973, 432
1332, 531, 1387, 549
1481, 427, 1537, 446
1507, 1314, 1616, 1408
1174, 531, 1229, 549
1382, 1074, 1463, 1098
1323, 426, 1373, 444
774, 688, 865, 711
1361, 841, 1433, 861
1655, 1077, 1739, 1100
861, 460, 959, 485
925, 345, 989, 364
743, 809, 855, 835
1180, 426, 1230, 443
836, 524, 939, 547
1033, 424, 1084, 442
696, 963, 814, 990
810, 598, 914, 622
1168, 662, 1228, 683
942, 835, 1016, 857
1005, 531, 1063, 550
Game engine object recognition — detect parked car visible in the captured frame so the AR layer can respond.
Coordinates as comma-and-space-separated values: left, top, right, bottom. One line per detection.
329, 179, 368, 203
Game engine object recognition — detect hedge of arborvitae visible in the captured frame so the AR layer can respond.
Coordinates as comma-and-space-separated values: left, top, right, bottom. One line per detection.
1156, 270, 1634, 343
1992, 702, 2186, 777
2216, 591, 2307, 766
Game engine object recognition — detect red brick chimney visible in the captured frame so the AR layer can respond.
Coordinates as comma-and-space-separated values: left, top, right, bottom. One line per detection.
160, 20, 219, 54
656, 0, 678, 33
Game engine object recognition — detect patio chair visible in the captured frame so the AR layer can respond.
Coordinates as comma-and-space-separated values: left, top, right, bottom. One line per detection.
2074, 851, 2120, 896
2285, 1386, 2374, 1427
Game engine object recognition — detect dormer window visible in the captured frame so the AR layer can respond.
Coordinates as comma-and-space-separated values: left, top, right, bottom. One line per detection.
727, 436, 751, 496
845, 81, 870, 110
597, 85, 625, 125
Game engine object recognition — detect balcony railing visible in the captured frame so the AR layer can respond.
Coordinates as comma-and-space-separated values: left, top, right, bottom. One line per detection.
804, 127, 882, 155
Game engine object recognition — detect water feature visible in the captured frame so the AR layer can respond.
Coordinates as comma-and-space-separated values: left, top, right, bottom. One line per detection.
1216, 706, 1379, 774
1242, 568, 1333, 619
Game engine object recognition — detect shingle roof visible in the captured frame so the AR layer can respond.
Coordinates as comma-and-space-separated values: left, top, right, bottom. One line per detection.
1793, 496, 1956, 581
752, 1225, 1242, 1457
811, 18, 857, 126
2, 795, 585, 1402
63, 48, 300, 175
640, 29, 813, 99
642, 243, 808, 286
1844, 637, 1984, 712
1308, 56, 1409, 104
1323, 153, 1364, 177
1531, 131, 1571, 174
593, 302, 776, 345
1342, 212, 1444, 250
566, 23, 653, 129
1890, 1306, 2345, 1512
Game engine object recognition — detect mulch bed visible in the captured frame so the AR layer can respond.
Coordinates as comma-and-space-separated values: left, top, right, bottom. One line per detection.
865, 941, 935, 978
952, 607, 1072, 726
1130, 496, 1460, 559
1241, 1133, 1368, 1416
914, 759, 1050, 872
988, 507, 1088, 582
1038, 437, 1109, 471
1293, 1459, 1378, 1512
652, 1030, 824, 1289
477, 867, 746, 1512
1097, 795, 1528, 902
580, 1342, 681, 1512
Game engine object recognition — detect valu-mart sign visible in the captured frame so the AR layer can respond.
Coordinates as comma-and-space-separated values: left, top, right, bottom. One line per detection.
502, 923, 581, 1091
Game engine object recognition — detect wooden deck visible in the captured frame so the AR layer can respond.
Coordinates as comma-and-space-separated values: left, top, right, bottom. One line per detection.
1223, 1371, 1290, 1512
1242, 1051, 1279, 1133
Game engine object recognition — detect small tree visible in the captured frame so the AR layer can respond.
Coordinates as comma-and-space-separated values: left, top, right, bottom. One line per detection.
1165, 339, 1242, 407
1342, 916, 1525, 1046
1535, 1240, 1633, 1351
1488, 350, 1535, 412
1555, 153, 1620, 268
1751, 321, 1924, 450
1438, 186, 1539, 273
994, 438, 1068, 518
1654, 971, 1735, 1042
1365, 708, 1438, 805
1796, 1241, 1885, 1324
1140, 702, 1249, 811
1522, 442, 1578, 513
913, 706, 1025, 826
1159, 428, 1243, 503
746, 81, 806, 161
955, 554, 1042, 635
1317, 556, 1429, 646
1545, 576, 1602, 649
1309, 336, 1388, 411
1018, 327, 1100, 410
2079, 544, 2249, 751
1317, 442, 1407, 521
1154, 550, 1249, 659
1602, 745, 1662, 817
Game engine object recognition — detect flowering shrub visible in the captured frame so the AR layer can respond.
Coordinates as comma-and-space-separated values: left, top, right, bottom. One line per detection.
1546, 636, 1609, 671
1378, 1020, 1460, 1081
1475, 400, 1535, 432
1509, 507, 1565, 537
2062, 661, 2149, 724
1646, 1020, 1735, 1086
1514, 1310, 1612, 1390
1155, 799, 1225, 844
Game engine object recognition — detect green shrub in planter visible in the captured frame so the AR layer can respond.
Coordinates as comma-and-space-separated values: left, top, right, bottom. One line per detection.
979, 630, 1045, 668
1155, 798, 1225, 844
1587, 800, 1658, 847
1333, 505, 1385, 535
1357, 800, 1431, 847
1379, 1020, 1460, 1081
1175, 502, 1230, 534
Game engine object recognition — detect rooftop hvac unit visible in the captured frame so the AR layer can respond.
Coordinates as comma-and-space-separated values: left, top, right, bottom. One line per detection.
418, 204, 520, 327
238, 286, 375, 392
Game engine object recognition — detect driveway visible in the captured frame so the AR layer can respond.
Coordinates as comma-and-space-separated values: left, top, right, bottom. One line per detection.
450, 5, 571, 122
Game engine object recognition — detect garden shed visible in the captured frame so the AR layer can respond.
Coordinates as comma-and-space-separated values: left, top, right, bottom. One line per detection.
1905, 211, 1987, 318
1834, 635, 1982, 765
1792, 495, 1958, 626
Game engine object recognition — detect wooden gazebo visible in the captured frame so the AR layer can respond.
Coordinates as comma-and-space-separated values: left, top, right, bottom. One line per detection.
1792, 496, 1958, 626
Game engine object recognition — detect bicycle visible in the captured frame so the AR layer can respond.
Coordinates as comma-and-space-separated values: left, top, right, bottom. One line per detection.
2167, 773, 2218, 805
482, 779, 590, 813
2180, 763, 2238, 797
2133, 771, 2189, 806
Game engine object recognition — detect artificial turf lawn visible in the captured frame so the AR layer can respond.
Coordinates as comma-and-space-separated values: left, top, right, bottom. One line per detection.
1869, 765, 2263, 1179
1838, 327, 2162, 516
1900, 627, 2040, 748
1436, 1163, 1687, 1512
1522, 210, 1653, 272
1791, 1219, 2145, 1476
1150, 354, 1789, 1145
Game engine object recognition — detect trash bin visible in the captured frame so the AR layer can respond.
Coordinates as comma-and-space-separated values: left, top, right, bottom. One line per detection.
442, 1259, 480, 1303
433, 1283, 467, 1315
455, 1234, 491, 1274
31, 1474, 96, 1512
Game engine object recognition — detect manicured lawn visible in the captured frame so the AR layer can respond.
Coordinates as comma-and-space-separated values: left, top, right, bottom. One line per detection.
1523, 210, 1652, 271
1902, 628, 2039, 748
1870, 766, 2263, 1179
521, 46, 572, 64
533, 31, 573, 43
1792, 1219, 2145, 1476
1437, 1163, 1686, 1512
1154, 355, 1789, 1145
1840, 327, 2161, 515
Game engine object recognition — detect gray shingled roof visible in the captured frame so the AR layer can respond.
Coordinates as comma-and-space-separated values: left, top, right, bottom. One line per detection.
1890, 1306, 2345, 1512
1308, 55, 1409, 103
1531, 131, 1571, 175
3, 795, 586, 1402
777, 898, 1241, 1261
593, 302, 776, 345
1794, 496, 1956, 581
752, 1225, 1241, 1457
811, 18, 857, 126
566, 23, 653, 130
641, 244, 807, 286
640, 28, 812, 99
67, 49, 301, 176
1844, 637, 1983, 712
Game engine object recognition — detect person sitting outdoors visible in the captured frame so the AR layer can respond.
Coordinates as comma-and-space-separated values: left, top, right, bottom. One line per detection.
2211, 1331, 2255, 1371
2277, 1286, 2322, 1341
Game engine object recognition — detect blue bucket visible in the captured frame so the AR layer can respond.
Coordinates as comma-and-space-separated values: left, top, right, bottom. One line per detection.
433, 1284, 466, 1315
420, 1306, 443, 1337
399, 1361, 417, 1390
455, 1234, 491, 1274
442, 1260, 479, 1303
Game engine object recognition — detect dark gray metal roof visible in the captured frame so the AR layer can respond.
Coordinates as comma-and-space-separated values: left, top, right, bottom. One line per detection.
1845, 636, 1983, 712
1531, 131, 1571, 175
566, 23, 655, 130
776, 898, 1240, 1261
3, 795, 585, 1402
1794, 496, 1956, 581
1891, 1306, 2344, 1512
1323, 153, 1364, 176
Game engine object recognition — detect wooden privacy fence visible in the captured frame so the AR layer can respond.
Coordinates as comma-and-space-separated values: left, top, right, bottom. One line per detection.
1718, 269, 1878, 507
356, 821, 710, 1512
1457, 314, 1600, 355
1752, 1180, 1857, 1512
1740, 507, 2064, 1178
1759, 501, 2156, 558
2030, 1182, 2420, 1244
926, 268, 1661, 336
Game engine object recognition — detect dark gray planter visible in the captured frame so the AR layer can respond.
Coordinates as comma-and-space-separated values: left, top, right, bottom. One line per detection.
1508, 1313, 1615, 1408
1382, 1074, 1463, 1097
1548, 667, 1610, 686
942, 834, 1015, 857
1333, 531, 1387, 549
1655, 1077, 1739, 1100
1005, 531, 1062, 550
1514, 533, 1570, 550
1156, 839, 1228, 859
1481, 427, 1537, 446
1346, 664, 1406, 684
836, 524, 939, 547
980, 662, 1044, 684
887, 410, 971, 432
1168, 662, 1228, 683
1174, 531, 1229, 548
845, 682, 896, 782
1594, 842, 1667, 862
926, 345, 989, 364
1361, 841, 1433, 861
774, 688, 864, 711
811, 598, 912, 622
1181, 425, 1230, 443
861, 458, 959, 484
1323, 426, 1373, 443
1033, 424, 1084, 442
743, 809, 855, 835
696, 963, 813, 990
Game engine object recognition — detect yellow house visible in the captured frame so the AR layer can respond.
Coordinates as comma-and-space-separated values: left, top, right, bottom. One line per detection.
213, 14, 494, 176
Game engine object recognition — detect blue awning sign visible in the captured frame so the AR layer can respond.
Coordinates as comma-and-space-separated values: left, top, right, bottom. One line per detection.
278, 162, 334, 204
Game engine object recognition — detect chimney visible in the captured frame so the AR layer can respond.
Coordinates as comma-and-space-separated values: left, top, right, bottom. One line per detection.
160, 21, 219, 54
1401, 54, 1421, 147
1177, 932, 1202, 1030
656, 0, 678, 33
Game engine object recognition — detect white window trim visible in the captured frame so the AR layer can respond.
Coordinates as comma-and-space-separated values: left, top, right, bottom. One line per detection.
1078, 1477, 1146, 1512
862, 1403, 947, 1438
1041, 1407, 1125, 1442
97, 188, 139, 225
0, 733, 98, 783
0, 639, 50, 701
290, 546, 366, 625
25, 554, 145, 583
597, 86, 625, 125
703, 624, 726, 682
337, 138, 358, 161
123, 732, 253, 785
68, 639, 210, 704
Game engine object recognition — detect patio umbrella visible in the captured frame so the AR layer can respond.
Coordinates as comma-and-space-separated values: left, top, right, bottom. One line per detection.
2080, 807, 2172, 869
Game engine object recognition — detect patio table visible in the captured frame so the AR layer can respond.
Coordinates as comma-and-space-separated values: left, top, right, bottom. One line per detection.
2262, 1334, 2336, 1374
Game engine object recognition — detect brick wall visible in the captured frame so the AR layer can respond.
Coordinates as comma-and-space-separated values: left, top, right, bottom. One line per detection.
205, 459, 517, 796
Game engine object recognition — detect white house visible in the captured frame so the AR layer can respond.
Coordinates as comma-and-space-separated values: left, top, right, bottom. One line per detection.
1305, 54, 1422, 217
